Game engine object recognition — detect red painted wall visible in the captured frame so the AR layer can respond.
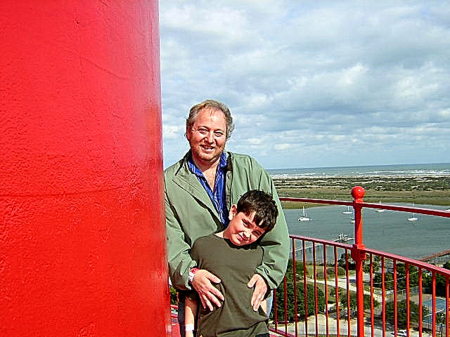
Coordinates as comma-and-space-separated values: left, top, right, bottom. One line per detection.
0, 1, 170, 336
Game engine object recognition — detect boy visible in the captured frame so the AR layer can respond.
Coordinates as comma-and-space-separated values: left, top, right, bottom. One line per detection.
184, 190, 279, 337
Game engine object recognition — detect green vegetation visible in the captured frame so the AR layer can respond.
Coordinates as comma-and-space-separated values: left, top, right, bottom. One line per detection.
371, 261, 450, 297
423, 261, 450, 297
339, 290, 379, 313
273, 260, 326, 322
316, 265, 346, 280
170, 286, 177, 305
275, 176, 450, 208
382, 300, 429, 329
339, 253, 356, 271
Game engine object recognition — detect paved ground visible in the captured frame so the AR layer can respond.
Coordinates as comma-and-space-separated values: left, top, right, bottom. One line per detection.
270, 314, 434, 337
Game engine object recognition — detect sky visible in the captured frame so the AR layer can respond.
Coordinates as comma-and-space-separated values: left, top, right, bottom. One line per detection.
159, 1, 450, 170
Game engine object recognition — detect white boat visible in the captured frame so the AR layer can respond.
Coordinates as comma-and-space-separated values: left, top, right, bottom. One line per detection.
298, 206, 311, 222
407, 203, 418, 222
333, 233, 354, 243
343, 206, 352, 215
407, 214, 418, 222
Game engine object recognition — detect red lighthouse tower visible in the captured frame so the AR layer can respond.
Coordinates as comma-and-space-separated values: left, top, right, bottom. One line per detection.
0, 1, 170, 336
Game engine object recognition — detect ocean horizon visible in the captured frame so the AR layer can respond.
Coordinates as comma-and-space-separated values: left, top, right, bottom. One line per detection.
268, 162, 450, 260
268, 162, 450, 179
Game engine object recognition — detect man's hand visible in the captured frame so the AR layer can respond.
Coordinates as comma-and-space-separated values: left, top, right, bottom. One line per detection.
191, 269, 224, 311
247, 274, 268, 311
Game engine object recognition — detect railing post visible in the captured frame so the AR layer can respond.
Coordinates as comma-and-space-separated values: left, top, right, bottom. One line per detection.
351, 186, 367, 337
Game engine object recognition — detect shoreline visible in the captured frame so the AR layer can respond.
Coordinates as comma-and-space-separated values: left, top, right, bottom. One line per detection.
274, 175, 450, 209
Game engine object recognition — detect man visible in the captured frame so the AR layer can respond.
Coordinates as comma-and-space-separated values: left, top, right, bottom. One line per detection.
164, 99, 289, 334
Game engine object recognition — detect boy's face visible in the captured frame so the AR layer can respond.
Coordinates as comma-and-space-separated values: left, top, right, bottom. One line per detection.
224, 205, 267, 246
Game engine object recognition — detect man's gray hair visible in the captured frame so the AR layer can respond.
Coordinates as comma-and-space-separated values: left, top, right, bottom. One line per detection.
186, 99, 235, 140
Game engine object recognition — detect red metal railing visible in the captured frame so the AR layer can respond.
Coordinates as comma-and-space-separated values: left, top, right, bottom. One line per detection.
271, 186, 450, 337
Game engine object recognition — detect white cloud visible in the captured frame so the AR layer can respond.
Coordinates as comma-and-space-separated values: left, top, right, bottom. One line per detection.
274, 143, 293, 151
160, 1, 450, 169
247, 138, 264, 145
163, 125, 182, 140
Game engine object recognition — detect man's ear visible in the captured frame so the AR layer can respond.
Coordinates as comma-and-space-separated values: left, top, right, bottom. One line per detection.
228, 204, 237, 220
186, 126, 191, 141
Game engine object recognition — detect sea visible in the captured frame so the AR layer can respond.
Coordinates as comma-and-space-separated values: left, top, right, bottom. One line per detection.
267, 163, 450, 260
268, 162, 450, 179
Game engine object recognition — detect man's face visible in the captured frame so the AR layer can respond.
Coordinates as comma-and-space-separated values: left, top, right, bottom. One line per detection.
225, 206, 266, 246
186, 108, 227, 169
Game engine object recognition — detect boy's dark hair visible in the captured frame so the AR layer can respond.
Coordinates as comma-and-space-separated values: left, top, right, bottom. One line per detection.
236, 190, 278, 232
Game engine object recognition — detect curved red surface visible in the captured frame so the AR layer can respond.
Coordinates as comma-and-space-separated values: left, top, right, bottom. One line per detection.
0, 1, 170, 336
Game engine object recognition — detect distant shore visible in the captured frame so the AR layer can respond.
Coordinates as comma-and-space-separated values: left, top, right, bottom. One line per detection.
274, 175, 450, 209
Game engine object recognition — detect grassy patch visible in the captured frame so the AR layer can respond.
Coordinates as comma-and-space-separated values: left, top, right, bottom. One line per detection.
275, 177, 450, 208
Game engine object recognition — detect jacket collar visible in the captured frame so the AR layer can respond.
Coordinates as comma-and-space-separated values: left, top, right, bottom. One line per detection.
171, 151, 222, 216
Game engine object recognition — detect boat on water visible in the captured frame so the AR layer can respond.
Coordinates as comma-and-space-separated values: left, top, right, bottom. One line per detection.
333, 233, 354, 243
407, 214, 419, 222
375, 201, 385, 213
343, 206, 352, 215
407, 203, 419, 222
298, 206, 311, 222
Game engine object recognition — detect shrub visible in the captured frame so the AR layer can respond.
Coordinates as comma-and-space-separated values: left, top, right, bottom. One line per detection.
272, 260, 326, 322
273, 281, 326, 322
316, 266, 346, 279
169, 286, 177, 305
383, 300, 428, 329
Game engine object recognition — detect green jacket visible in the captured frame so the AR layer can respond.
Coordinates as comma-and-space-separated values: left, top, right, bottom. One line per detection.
165, 151, 289, 291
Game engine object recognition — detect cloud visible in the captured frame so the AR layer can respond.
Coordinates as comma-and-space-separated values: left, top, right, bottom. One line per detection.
160, 1, 450, 169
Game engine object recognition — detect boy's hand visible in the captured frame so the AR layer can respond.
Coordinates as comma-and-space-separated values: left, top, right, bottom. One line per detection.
191, 269, 224, 311
248, 274, 268, 311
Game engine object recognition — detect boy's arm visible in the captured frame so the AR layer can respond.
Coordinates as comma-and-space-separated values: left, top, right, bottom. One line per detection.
185, 293, 198, 337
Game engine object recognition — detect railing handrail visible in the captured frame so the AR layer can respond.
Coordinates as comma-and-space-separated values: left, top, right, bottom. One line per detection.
289, 234, 450, 277
170, 188, 449, 337
274, 187, 450, 337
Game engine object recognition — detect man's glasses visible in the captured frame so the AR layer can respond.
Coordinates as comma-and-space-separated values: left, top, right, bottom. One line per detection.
192, 127, 225, 139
